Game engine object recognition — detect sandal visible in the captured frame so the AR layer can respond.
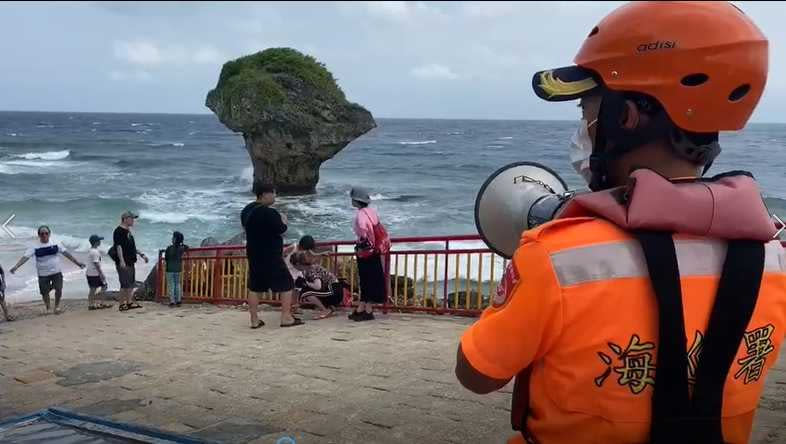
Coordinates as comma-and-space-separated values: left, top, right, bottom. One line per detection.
126, 302, 142, 310
250, 320, 265, 329
119, 303, 129, 312
97, 303, 113, 309
280, 318, 305, 328
312, 311, 334, 320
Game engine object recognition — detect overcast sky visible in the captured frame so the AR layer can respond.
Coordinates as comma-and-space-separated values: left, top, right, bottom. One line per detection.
1, 1, 784, 121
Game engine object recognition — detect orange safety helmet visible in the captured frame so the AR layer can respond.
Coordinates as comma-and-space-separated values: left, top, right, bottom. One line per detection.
532, 1, 768, 132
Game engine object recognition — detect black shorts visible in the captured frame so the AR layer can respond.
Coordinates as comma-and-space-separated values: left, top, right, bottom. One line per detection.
38, 272, 63, 296
86, 275, 105, 289
248, 257, 293, 293
116, 265, 136, 289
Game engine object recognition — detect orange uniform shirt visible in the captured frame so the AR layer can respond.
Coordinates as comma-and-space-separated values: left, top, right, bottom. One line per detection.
461, 217, 786, 444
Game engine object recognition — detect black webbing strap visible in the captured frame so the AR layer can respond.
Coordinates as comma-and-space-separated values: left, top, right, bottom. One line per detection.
635, 232, 764, 444
635, 231, 691, 442
686, 239, 764, 443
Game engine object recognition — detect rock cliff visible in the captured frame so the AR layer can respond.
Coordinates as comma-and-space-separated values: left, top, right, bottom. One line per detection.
206, 48, 376, 193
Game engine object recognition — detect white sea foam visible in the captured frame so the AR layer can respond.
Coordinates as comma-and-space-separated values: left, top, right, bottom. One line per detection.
15, 150, 70, 160
498, 136, 514, 140
136, 189, 234, 225
140, 211, 225, 224
240, 166, 254, 184
148, 142, 185, 147
398, 140, 437, 145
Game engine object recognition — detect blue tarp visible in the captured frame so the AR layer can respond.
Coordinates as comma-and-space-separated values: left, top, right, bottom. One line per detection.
0, 408, 217, 443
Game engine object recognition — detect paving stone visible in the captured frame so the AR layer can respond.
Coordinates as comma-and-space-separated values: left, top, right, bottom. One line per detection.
12, 368, 56, 384
55, 360, 143, 386
75, 398, 146, 416
190, 418, 283, 443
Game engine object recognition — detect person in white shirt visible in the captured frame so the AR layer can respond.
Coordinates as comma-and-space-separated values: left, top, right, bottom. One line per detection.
86, 234, 112, 310
9, 225, 85, 314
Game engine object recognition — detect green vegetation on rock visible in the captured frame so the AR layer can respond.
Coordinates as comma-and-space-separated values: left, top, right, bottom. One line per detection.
216, 48, 345, 102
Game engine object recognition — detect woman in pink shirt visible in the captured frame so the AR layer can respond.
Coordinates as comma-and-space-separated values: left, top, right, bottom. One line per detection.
349, 187, 386, 321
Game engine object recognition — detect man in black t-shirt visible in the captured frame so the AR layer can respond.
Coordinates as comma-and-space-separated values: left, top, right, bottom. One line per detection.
241, 182, 301, 329
113, 211, 148, 311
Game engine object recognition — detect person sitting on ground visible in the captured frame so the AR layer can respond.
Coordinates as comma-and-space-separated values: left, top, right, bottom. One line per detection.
0, 264, 15, 322
284, 235, 328, 315
86, 235, 112, 310
290, 251, 341, 320
164, 231, 189, 307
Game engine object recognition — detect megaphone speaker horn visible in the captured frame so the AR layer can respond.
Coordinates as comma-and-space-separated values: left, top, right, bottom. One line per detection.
474, 162, 569, 258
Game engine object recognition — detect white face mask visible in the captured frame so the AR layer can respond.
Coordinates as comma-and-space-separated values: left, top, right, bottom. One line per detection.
569, 118, 597, 184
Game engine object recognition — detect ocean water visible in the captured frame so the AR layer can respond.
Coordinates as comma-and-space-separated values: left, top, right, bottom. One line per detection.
1, 111, 785, 301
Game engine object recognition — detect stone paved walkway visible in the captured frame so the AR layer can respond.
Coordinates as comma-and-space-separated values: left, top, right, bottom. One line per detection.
0, 302, 784, 443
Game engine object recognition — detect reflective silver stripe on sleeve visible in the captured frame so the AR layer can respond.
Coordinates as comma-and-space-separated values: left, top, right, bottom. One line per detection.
551, 239, 786, 287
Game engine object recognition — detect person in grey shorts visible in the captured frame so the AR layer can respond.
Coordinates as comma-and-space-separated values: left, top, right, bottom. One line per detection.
9, 225, 85, 314
111, 211, 148, 312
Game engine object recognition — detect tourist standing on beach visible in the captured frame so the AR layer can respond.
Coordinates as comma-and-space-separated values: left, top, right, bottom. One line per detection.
349, 188, 388, 322
241, 181, 302, 329
86, 235, 112, 310
0, 264, 15, 321
9, 225, 85, 314
112, 211, 148, 312
164, 231, 189, 307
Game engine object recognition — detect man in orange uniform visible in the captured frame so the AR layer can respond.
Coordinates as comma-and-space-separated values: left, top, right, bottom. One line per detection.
456, 2, 786, 444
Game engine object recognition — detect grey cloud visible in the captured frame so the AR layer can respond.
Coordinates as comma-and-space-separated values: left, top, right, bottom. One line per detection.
0, 1, 783, 122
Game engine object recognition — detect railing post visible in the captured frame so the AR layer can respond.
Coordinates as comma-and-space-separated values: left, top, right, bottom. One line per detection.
156, 249, 164, 303
383, 253, 390, 315
442, 240, 449, 310
332, 244, 339, 277
212, 249, 223, 303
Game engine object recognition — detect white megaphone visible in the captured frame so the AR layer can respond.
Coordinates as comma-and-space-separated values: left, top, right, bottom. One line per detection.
474, 162, 575, 258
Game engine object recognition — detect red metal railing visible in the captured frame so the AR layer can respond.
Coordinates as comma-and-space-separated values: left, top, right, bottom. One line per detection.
155, 234, 503, 316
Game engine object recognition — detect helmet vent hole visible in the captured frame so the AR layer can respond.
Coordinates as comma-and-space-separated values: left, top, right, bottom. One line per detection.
729, 84, 751, 102
681, 74, 709, 87
588, 26, 599, 37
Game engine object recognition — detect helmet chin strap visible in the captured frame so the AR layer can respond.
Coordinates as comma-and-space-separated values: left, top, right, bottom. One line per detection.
587, 91, 631, 191
586, 91, 715, 191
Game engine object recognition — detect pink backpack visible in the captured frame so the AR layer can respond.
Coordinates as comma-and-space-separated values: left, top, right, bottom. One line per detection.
357, 211, 391, 258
